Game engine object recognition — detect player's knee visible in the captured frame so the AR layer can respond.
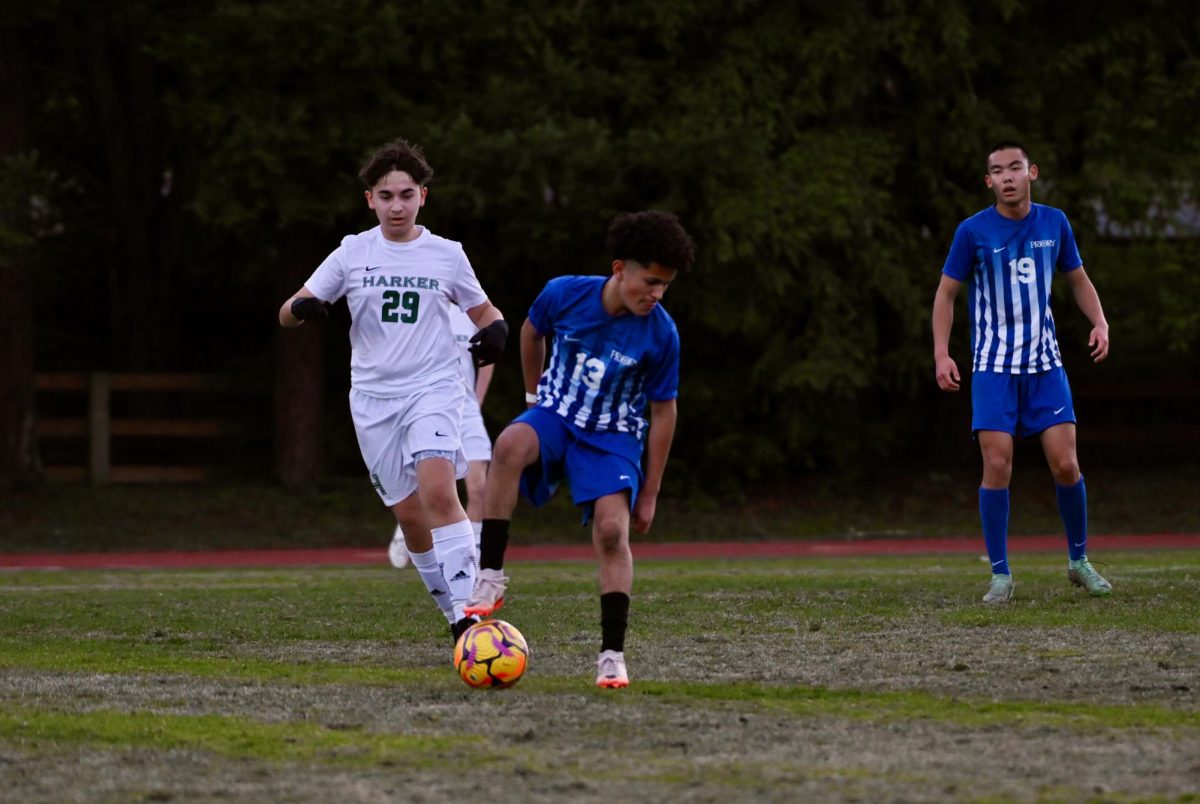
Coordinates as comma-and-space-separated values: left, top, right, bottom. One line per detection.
982, 451, 1012, 477
465, 476, 485, 503
493, 428, 537, 470
418, 485, 461, 520
592, 516, 627, 554
1050, 456, 1080, 484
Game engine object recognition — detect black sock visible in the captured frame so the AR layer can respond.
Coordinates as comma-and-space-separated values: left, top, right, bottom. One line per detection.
479, 519, 510, 570
600, 592, 630, 653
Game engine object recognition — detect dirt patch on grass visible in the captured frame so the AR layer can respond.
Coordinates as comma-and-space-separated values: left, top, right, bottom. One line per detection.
3, 619, 1199, 803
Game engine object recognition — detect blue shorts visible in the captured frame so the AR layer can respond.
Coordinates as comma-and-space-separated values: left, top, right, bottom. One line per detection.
971, 366, 1076, 438
514, 407, 641, 521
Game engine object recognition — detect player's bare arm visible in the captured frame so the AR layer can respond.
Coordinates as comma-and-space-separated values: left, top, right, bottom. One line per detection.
278, 287, 326, 328
633, 398, 677, 534
465, 300, 502, 329
932, 274, 963, 391
1064, 266, 1110, 362
519, 318, 546, 407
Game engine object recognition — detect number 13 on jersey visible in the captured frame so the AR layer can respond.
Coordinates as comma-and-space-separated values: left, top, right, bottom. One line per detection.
571, 351, 607, 389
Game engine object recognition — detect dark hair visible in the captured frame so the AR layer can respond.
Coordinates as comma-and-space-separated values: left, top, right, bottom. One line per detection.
987, 140, 1031, 167
359, 138, 434, 189
606, 210, 696, 273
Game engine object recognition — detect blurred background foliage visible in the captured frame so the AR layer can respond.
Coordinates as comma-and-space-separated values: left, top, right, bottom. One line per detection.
2, 0, 1198, 498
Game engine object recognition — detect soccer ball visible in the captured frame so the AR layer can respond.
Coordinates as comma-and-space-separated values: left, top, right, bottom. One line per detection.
453, 619, 529, 689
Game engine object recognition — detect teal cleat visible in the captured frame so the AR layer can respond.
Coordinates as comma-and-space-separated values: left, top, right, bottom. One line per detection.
982, 573, 1014, 605
1068, 558, 1112, 596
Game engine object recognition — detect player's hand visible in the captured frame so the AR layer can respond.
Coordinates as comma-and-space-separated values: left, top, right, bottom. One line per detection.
935, 355, 961, 391
469, 320, 509, 367
1089, 324, 1110, 363
632, 491, 657, 534
291, 296, 329, 322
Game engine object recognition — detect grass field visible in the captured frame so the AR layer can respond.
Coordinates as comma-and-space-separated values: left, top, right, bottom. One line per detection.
2, 551, 1198, 802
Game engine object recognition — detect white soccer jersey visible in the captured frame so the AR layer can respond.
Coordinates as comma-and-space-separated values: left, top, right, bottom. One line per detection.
305, 226, 488, 395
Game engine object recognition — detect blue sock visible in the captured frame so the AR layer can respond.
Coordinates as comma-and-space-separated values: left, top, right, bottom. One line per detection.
1056, 476, 1088, 561
979, 487, 1010, 575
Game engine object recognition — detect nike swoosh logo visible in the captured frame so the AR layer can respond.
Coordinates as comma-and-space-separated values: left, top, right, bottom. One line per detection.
991, 560, 1005, 567
435, 430, 449, 437
1053, 407, 1066, 415
563, 335, 581, 342
618, 475, 631, 481
1073, 541, 1086, 548
365, 265, 382, 272
993, 247, 1005, 253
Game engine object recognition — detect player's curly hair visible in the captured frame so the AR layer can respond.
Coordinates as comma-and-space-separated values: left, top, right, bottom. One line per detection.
606, 210, 696, 273
359, 138, 434, 189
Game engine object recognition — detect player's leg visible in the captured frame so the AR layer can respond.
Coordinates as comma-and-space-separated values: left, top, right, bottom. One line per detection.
1029, 367, 1111, 596
592, 491, 633, 689
464, 459, 489, 550
465, 421, 543, 616
1040, 423, 1111, 596
563, 444, 640, 688
978, 430, 1016, 603
351, 389, 417, 571
972, 371, 1018, 604
387, 522, 410, 570
388, 490, 464, 632
402, 382, 482, 638
459, 397, 492, 551
413, 453, 481, 638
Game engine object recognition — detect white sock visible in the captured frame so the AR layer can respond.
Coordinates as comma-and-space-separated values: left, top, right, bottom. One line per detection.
409, 547, 456, 625
471, 521, 483, 560
433, 519, 477, 622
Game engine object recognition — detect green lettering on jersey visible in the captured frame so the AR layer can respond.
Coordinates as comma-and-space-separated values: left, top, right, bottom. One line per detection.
381, 290, 420, 324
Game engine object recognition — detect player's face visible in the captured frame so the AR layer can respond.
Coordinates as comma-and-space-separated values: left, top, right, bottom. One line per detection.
613, 260, 677, 316
365, 170, 427, 242
984, 148, 1038, 209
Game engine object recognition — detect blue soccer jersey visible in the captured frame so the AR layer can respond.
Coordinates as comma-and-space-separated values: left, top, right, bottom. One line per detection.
943, 203, 1083, 374
527, 275, 680, 463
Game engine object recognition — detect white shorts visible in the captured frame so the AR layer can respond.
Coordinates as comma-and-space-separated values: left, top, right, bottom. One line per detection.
460, 396, 492, 463
350, 380, 468, 506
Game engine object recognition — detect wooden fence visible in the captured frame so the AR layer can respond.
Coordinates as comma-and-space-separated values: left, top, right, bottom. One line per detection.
35, 372, 247, 483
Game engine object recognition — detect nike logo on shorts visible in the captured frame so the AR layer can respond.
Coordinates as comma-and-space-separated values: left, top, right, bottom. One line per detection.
1053, 407, 1066, 415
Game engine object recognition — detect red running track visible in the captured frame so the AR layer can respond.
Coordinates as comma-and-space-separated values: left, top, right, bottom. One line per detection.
1, 533, 1198, 571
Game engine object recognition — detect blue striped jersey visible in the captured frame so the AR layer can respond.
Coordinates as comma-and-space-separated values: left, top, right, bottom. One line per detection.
527, 276, 679, 460
943, 204, 1083, 374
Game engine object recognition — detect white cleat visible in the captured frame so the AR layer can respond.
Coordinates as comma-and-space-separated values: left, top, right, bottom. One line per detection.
595, 649, 629, 689
387, 525, 410, 569
464, 568, 507, 617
